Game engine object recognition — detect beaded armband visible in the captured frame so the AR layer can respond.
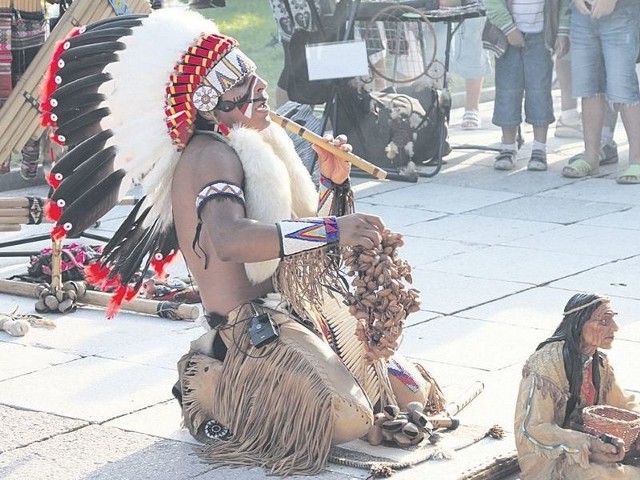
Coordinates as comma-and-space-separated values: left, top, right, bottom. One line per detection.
318, 175, 352, 216
192, 180, 246, 269
195, 181, 245, 216
276, 216, 339, 257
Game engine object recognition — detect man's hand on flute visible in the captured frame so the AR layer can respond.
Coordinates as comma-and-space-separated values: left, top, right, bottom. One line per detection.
313, 134, 352, 185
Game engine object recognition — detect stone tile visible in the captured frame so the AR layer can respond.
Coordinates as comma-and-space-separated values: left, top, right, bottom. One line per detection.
550, 256, 640, 301
401, 235, 482, 267
431, 155, 581, 196
356, 202, 445, 230
540, 176, 640, 206
580, 206, 640, 231
462, 290, 640, 342
105, 400, 198, 445
0, 356, 176, 422
0, 425, 214, 480
96, 326, 202, 370
0, 405, 87, 453
606, 339, 640, 395
402, 214, 561, 246
458, 286, 577, 332
503, 223, 640, 260
422, 245, 610, 285
404, 309, 440, 327
0, 422, 355, 479
1, 306, 198, 361
401, 316, 540, 371
410, 268, 530, 316
359, 182, 521, 214
472, 195, 627, 225
0, 342, 78, 381
455, 364, 523, 429
352, 177, 410, 199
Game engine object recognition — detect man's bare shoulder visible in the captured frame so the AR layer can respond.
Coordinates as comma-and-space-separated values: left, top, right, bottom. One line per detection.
174, 133, 244, 190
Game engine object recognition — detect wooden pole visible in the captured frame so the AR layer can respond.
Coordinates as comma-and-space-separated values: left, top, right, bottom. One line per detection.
0, 216, 26, 224
445, 380, 485, 417
0, 208, 30, 217
269, 111, 388, 180
0, 0, 151, 161
0, 278, 200, 320
50, 239, 63, 291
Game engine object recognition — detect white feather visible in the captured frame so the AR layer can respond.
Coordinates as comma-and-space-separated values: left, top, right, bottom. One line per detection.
226, 123, 319, 284
99, 9, 220, 230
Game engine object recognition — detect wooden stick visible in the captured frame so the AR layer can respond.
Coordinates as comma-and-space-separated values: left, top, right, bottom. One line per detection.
0, 216, 26, 224
50, 239, 63, 291
268, 111, 388, 180
0, 278, 199, 320
445, 380, 485, 417
0, 198, 33, 208
0, 208, 30, 217
0, 0, 151, 160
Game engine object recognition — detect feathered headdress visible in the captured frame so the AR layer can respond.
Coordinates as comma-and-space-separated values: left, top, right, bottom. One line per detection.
40, 9, 256, 317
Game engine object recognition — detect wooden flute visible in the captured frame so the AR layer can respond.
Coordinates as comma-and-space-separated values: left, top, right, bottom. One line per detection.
269, 111, 388, 180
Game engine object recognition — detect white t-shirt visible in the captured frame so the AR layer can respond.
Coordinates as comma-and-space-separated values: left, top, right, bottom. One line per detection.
512, 0, 545, 33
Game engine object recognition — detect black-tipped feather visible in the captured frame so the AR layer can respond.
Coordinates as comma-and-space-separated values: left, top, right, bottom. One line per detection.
115, 221, 162, 284
59, 41, 126, 64
88, 17, 146, 33
52, 72, 112, 100
110, 222, 178, 290
51, 146, 117, 206
158, 225, 179, 258
104, 220, 150, 271
65, 27, 133, 48
85, 14, 148, 31
55, 107, 111, 140
101, 218, 153, 285
51, 130, 113, 178
55, 53, 119, 85
57, 122, 106, 148
57, 169, 126, 237
100, 199, 149, 258
52, 92, 106, 119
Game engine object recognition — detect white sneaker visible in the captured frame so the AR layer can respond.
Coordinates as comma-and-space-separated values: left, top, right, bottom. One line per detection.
555, 113, 583, 139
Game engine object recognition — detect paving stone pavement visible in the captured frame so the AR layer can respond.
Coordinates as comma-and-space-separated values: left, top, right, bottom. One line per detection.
1, 94, 639, 480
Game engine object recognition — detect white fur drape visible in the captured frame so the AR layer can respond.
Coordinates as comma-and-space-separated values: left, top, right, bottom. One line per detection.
226, 123, 318, 283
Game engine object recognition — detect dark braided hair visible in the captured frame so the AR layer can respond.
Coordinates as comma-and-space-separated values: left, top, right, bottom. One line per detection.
536, 293, 608, 427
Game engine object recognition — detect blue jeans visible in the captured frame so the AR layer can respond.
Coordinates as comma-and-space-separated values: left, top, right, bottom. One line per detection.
570, 1, 640, 104
492, 32, 554, 128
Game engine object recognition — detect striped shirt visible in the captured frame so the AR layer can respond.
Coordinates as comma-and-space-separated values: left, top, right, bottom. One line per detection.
512, 0, 545, 33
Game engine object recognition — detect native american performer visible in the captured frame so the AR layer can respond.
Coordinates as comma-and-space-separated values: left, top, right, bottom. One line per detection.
515, 293, 640, 479
39, 8, 445, 475
0, 0, 53, 176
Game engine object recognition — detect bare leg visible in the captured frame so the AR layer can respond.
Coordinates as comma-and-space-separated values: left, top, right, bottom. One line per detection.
465, 77, 483, 111
554, 56, 582, 138
532, 125, 548, 144
619, 103, 640, 168
556, 56, 577, 112
461, 77, 484, 129
501, 126, 518, 145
